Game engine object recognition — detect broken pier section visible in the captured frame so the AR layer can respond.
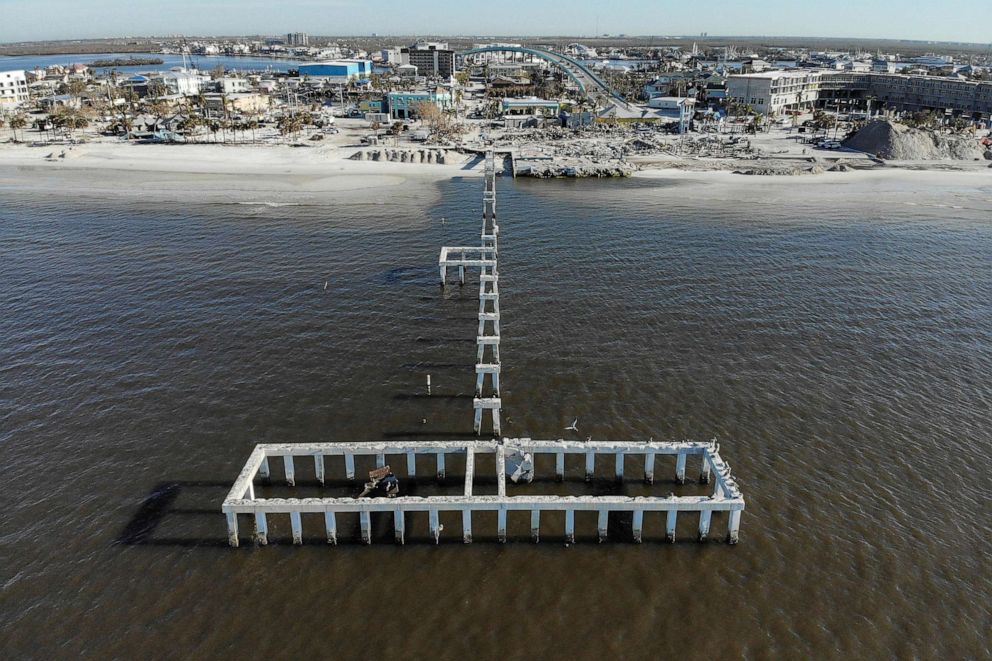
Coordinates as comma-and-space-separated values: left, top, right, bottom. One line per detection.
223, 439, 744, 546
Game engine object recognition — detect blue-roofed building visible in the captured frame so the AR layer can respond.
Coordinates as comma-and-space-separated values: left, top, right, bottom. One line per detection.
299, 60, 373, 83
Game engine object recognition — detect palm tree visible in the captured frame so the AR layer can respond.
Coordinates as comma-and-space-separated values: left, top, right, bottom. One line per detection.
10, 113, 29, 142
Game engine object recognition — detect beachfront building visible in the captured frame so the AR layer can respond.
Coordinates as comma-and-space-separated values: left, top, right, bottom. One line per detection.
0, 70, 30, 108
818, 72, 992, 121
400, 43, 456, 79
728, 69, 992, 121
298, 60, 373, 84
726, 70, 823, 115
386, 90, 453, 119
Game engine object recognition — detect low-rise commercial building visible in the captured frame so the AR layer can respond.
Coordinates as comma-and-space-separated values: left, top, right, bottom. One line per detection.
501, 97, 560, 116
386, 90, 452, 119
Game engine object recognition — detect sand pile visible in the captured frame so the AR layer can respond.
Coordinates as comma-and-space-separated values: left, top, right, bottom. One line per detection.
844, 120, 987, 160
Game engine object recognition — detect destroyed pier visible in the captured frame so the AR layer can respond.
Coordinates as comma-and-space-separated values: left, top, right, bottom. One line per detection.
222, 149, 746, 546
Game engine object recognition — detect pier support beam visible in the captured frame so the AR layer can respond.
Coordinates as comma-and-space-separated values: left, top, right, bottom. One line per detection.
436, 452, 446, 481
565, 509, 575, 544
376, 453, 385, 469
325, 511, 337, 545
284, 456, 295, 487
497, 508, 507, 543
259, 457, 270, 482
700, 455, 711, 484
585, 451, 595, 482
406, 452, 416, 478
727, 510, 741, 545
462, 510, 472, 544
255, 512, 268, 545
615, 453, 625, 482
666, 511, 677, 543
531, 510, 540, 543
394, 510, 405, 544
555, 452, 564, 481
597, 509, 609, 543
698, 510, 712, 541
644, 452, 655, 484
429, 509, 440, 544
226, 512, 239, 547
314, 454, 325, 485
632, 510, 644, 544
675, 452, 686, 484
290, 511, 303, 545
345, 453, 355, 480
360, 511, 371, 545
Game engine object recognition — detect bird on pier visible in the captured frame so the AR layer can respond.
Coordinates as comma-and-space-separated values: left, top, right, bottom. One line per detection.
564, 418, 578, 432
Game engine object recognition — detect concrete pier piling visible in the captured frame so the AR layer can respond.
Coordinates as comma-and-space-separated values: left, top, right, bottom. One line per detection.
439, 151, 505, 437
284, 456, 295, 487
394, 511, 405, 544
632, 510, 644, 544
223, 440, 745, 547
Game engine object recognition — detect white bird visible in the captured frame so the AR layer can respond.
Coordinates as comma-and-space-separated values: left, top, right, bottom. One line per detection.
323, 281, 328, 290
564, 418, 578, 432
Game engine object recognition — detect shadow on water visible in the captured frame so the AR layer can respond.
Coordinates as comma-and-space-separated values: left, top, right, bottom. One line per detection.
392, 393, 474, 401
116, 480, 234, 548
116, 480, 726, 548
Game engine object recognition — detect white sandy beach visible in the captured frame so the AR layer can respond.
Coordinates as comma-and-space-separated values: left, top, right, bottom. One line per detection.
0, 138, 989, 209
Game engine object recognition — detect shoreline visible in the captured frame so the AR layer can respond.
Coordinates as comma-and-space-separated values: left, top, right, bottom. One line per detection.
1, 140, 989, 206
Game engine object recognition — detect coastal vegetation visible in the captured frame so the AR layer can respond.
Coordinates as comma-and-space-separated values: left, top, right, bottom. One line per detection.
86, 57, 163, 68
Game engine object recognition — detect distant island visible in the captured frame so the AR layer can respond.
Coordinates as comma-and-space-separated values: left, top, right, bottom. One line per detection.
86, 56, 164, 67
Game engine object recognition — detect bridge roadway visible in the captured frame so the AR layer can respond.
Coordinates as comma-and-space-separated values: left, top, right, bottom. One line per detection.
462, 45, 639, 114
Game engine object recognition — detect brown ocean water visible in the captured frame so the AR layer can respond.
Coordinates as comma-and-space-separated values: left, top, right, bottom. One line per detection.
1, 174, 991, 659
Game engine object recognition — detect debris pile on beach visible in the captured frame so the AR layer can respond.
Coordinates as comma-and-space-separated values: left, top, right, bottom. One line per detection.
515, 159, 634, 178
843, 120, 988, 161
351, 148, 451, 164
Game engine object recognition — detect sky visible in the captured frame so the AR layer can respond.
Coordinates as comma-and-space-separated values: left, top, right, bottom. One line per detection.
0, 0, 988, 44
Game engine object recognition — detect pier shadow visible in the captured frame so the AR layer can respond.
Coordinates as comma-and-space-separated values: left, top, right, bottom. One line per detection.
392, 393, 475, 401
379, 430, 480, 439
116, 480, 234, 548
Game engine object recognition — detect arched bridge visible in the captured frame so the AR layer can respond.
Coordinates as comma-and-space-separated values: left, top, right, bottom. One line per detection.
462, 45, 635, 111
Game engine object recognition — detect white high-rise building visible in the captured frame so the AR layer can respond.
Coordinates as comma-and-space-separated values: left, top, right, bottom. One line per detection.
0, 70, 30, 108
